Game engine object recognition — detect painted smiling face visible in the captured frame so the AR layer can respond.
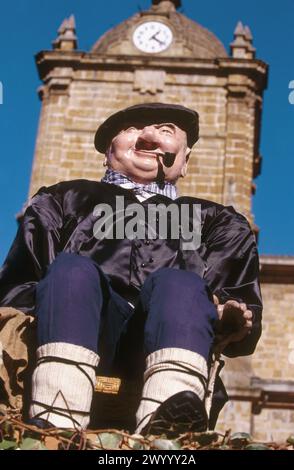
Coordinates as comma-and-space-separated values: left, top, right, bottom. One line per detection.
105, 121, 191, 184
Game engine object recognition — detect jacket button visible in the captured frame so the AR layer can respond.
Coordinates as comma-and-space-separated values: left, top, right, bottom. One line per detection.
149, 257, 154, 263
144, 240, 150, 245
141, 263, 146, 268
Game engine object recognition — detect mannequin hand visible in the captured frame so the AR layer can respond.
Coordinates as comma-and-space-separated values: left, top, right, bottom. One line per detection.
212, 297, 253, 353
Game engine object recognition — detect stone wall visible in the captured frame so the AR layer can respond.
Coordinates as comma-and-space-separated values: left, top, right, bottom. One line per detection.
216, 282, 294, 442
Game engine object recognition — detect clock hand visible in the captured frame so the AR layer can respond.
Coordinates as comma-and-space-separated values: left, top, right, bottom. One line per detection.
149, 30, 160, 40
149, 31, 166, 45
154, 36, 165, 46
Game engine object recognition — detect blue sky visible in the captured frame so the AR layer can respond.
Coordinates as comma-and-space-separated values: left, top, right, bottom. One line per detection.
0, 0, 293, 264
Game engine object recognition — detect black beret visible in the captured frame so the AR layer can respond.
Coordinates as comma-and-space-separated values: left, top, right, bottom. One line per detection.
94, 102, 199, 153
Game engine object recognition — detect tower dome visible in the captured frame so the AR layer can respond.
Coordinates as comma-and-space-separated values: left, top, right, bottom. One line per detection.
91, 0, 227, 59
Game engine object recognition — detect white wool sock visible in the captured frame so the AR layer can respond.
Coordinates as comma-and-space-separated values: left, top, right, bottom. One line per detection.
29, 342, 99, 429
135, 348, 208, 434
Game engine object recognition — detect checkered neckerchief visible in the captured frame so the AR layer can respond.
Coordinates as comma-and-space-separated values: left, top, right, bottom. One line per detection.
101, 169, 178, 200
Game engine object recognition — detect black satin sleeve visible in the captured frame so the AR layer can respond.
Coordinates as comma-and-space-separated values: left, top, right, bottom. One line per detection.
0, 187, 63, 314
202, 206, 263, 358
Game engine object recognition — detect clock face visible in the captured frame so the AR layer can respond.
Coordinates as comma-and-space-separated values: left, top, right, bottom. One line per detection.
133, 21, 173, 53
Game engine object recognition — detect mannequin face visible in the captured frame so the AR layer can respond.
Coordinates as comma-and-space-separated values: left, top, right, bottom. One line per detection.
104, 121, 191, 184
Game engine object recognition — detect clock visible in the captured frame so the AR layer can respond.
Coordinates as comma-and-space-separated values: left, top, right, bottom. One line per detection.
133, 21, 173, 53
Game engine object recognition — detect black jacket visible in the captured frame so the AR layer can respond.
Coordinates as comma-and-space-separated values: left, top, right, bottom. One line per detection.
0, 179, 262, 358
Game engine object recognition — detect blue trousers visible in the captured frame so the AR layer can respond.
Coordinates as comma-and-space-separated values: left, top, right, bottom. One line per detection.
36, 253, 218, 376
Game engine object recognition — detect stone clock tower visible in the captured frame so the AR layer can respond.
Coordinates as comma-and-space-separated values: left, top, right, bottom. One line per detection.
29, 0, 294, 441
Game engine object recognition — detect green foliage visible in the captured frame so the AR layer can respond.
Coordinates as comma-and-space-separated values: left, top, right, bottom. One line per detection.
0, 439, 18, 450
230, 432, 252, 449
151, 438, 181, 450
193, 431, 219, 446
94, 432, 123, 449
245, 443, 271, 450
286, 435, 294, 445
19, 437, 47, 450
0, 412, 293, 450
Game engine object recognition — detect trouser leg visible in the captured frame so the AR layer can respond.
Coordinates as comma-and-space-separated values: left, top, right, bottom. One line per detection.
136, 268, 218, 433
36, 252, 106, 351
140, 267, 217, 359
30, 252, 105, 428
